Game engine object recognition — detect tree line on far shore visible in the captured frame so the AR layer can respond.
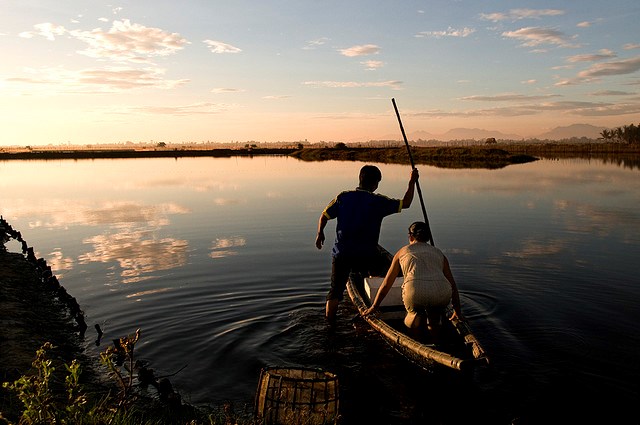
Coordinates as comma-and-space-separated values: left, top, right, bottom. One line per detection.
600, 123, 639, 144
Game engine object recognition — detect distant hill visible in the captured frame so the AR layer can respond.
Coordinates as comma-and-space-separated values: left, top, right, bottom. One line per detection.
370, 129, 438, 142
371, 128, 519, 142
439, 127, 522, 141
534, 124, 606, 140
410, 130, 439, 140
367, 123, 608, 143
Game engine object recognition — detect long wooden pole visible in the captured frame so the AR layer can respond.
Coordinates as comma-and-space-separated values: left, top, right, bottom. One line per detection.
392, 98, 434, 246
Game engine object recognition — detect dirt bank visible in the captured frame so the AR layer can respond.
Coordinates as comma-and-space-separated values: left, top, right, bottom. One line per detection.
0, 248, 89, 419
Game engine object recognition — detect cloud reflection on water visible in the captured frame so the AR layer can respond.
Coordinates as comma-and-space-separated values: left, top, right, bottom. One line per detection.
78, 229, 189, 283
209, 236, 246, 259
7, 199, 192, 283
45, 248, 74, 277
504, 237, 566, 258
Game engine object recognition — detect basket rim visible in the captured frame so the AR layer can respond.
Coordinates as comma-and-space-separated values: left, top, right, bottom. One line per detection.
260, 366, 338, 381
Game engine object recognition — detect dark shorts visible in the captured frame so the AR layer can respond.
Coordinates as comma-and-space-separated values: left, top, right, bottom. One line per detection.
326, 252, 391, 301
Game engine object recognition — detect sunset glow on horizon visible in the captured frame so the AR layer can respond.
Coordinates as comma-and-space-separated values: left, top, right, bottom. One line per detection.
1, 1, 639, 147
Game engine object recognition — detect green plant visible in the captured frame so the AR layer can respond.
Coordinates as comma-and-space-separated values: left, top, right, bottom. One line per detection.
1, 331, 245, 425
0, 342, 107, 424
3, 342, 58, 423
100, 328, 141, 410
2, 334, 145, 425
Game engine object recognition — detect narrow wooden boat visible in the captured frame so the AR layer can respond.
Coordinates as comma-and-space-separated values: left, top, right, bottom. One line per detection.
346, 247, 489, 372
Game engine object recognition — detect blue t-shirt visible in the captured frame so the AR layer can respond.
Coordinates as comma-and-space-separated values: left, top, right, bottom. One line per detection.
322, 188, 402, 257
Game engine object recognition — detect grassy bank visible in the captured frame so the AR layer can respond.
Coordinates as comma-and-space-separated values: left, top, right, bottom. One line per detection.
0, 147, 297, 160
290, 146, 538, 169
291, 142, 640, 168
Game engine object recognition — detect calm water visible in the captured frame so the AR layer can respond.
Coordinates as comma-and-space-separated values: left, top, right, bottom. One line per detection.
1, 156, 639, 424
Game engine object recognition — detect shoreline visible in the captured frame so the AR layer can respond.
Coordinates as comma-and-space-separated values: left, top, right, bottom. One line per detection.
0, 142, 637, 167
0, 147, 297, 160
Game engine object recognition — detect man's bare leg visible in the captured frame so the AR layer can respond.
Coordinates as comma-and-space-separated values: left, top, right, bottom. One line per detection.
326, 299, 339, 326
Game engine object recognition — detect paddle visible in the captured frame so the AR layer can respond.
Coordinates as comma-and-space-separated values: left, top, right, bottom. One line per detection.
391, 98, 434, 246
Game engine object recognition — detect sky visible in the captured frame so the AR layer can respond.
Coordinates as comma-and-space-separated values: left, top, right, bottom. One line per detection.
1, 0, 640, 146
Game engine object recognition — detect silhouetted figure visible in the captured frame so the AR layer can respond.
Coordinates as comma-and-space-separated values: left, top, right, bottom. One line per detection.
315, 165, 419, 325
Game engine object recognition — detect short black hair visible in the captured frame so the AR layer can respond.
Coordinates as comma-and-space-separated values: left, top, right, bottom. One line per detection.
359, 165, 382, 187
408, 221, 430, 242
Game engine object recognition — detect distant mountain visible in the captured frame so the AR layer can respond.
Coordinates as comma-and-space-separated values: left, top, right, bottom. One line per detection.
534, 124, 606, 140
409, 130, 439, 140
366, 129, 438, 142
439, 127, 522, 141
371, 128, 519, 142
362, 123, 607, 144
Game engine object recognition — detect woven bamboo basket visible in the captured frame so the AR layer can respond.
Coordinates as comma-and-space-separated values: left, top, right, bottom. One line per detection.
254, 367, 339, 425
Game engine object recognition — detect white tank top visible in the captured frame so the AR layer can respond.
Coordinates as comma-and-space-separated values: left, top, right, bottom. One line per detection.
398, 242, 452, 309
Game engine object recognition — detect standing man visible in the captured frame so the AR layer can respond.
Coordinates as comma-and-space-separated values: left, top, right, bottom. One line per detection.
315, 165, 419, 325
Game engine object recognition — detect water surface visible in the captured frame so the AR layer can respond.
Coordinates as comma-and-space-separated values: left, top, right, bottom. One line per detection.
1, 156, 639, 424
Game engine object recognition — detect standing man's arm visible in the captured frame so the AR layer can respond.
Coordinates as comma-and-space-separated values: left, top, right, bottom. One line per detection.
401, 168, 419, 209
315, 213, 328, 249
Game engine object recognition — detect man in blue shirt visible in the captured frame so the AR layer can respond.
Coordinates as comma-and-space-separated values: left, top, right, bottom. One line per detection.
315, 165, 419, 325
